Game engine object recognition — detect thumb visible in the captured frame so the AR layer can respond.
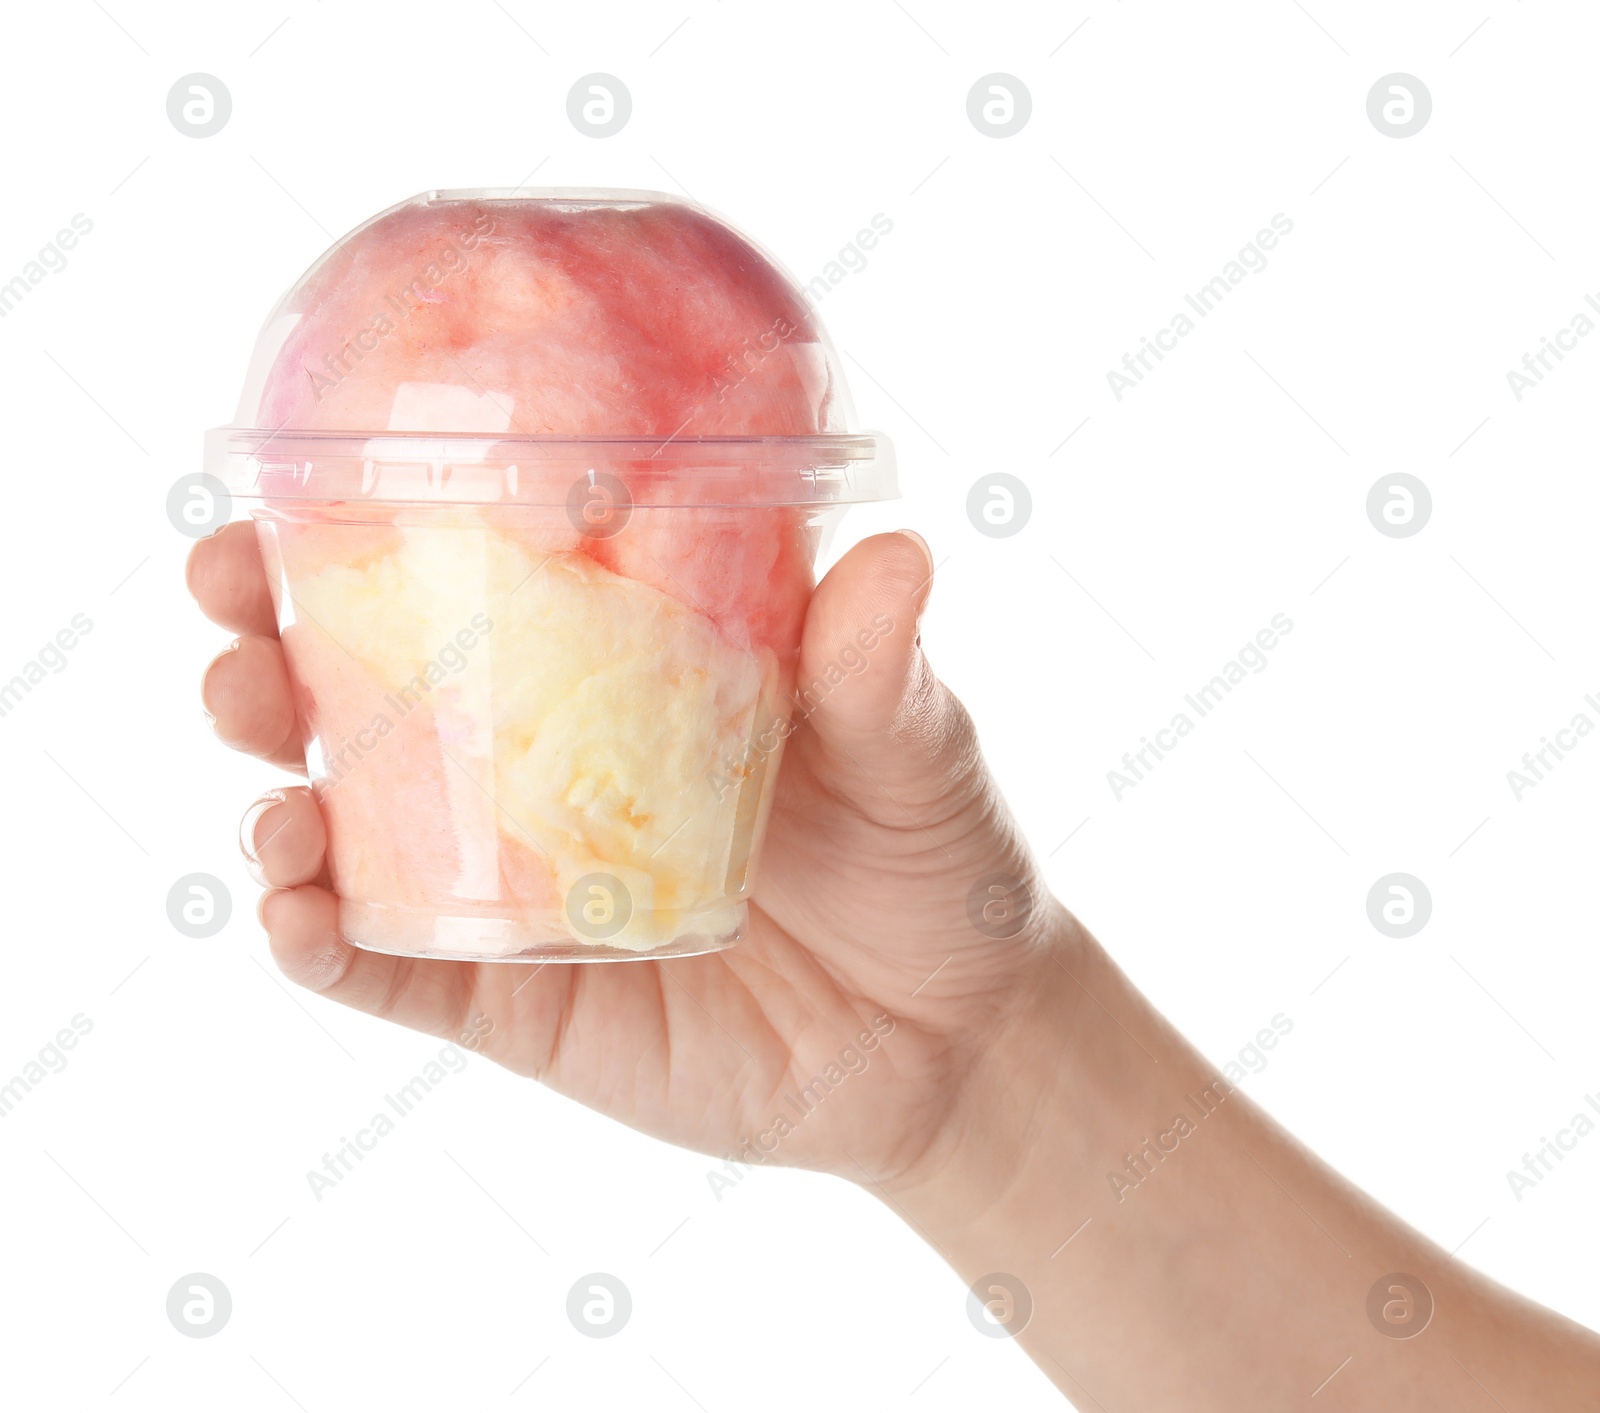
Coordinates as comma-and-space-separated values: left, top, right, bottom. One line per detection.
795, 530, 981, 814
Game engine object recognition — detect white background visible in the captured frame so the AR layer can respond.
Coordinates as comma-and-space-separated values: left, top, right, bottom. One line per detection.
1, 0, 1597, 1407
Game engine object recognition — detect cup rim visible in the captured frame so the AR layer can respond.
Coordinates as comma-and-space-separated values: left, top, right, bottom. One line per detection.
205, 426, 899, 508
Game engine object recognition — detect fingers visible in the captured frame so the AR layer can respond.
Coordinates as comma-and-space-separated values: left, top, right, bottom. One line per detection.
202, 635, 306, 772
193, 524, 303, 770
241, 787, 325, 888
798, 530, 978, 809
187, 522, 279, 638
801, 530, 934, 734
261, 884, 475, 1041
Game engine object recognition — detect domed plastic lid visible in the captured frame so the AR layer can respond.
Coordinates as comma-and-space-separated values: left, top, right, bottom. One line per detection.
206, 189, 896, 508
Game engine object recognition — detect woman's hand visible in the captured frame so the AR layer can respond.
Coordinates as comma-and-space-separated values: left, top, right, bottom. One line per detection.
190, 519, 1600, 1408
189, 521, 1070, 1187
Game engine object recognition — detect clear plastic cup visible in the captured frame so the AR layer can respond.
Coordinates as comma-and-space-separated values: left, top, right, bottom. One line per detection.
208, 190, 896, 962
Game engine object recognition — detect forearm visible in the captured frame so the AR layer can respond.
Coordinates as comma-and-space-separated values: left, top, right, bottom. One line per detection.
872, 911, 1600, 1410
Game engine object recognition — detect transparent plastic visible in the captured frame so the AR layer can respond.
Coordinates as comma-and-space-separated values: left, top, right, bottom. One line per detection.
209, 189, 896, 962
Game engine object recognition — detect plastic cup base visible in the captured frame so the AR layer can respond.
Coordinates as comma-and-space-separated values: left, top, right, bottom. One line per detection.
339, 899, 746, 964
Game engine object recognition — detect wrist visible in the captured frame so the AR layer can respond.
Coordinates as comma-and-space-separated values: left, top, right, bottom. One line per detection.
853, 910, 1600, 1410
864, 903, 1115, 1229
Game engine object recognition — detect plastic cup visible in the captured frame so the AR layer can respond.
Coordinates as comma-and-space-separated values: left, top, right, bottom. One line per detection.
208, 190, 896, 961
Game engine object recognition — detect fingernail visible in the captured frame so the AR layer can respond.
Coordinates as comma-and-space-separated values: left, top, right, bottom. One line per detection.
201, 641, 243, 732
240, 791, 287, 884
256, 887, 280, 932
895, 528, 934, 577
895, 529, 935, 635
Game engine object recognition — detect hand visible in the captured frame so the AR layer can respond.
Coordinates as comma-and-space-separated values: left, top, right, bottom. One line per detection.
190, 521, 1600, 1409
188, 521, 1069, 1185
